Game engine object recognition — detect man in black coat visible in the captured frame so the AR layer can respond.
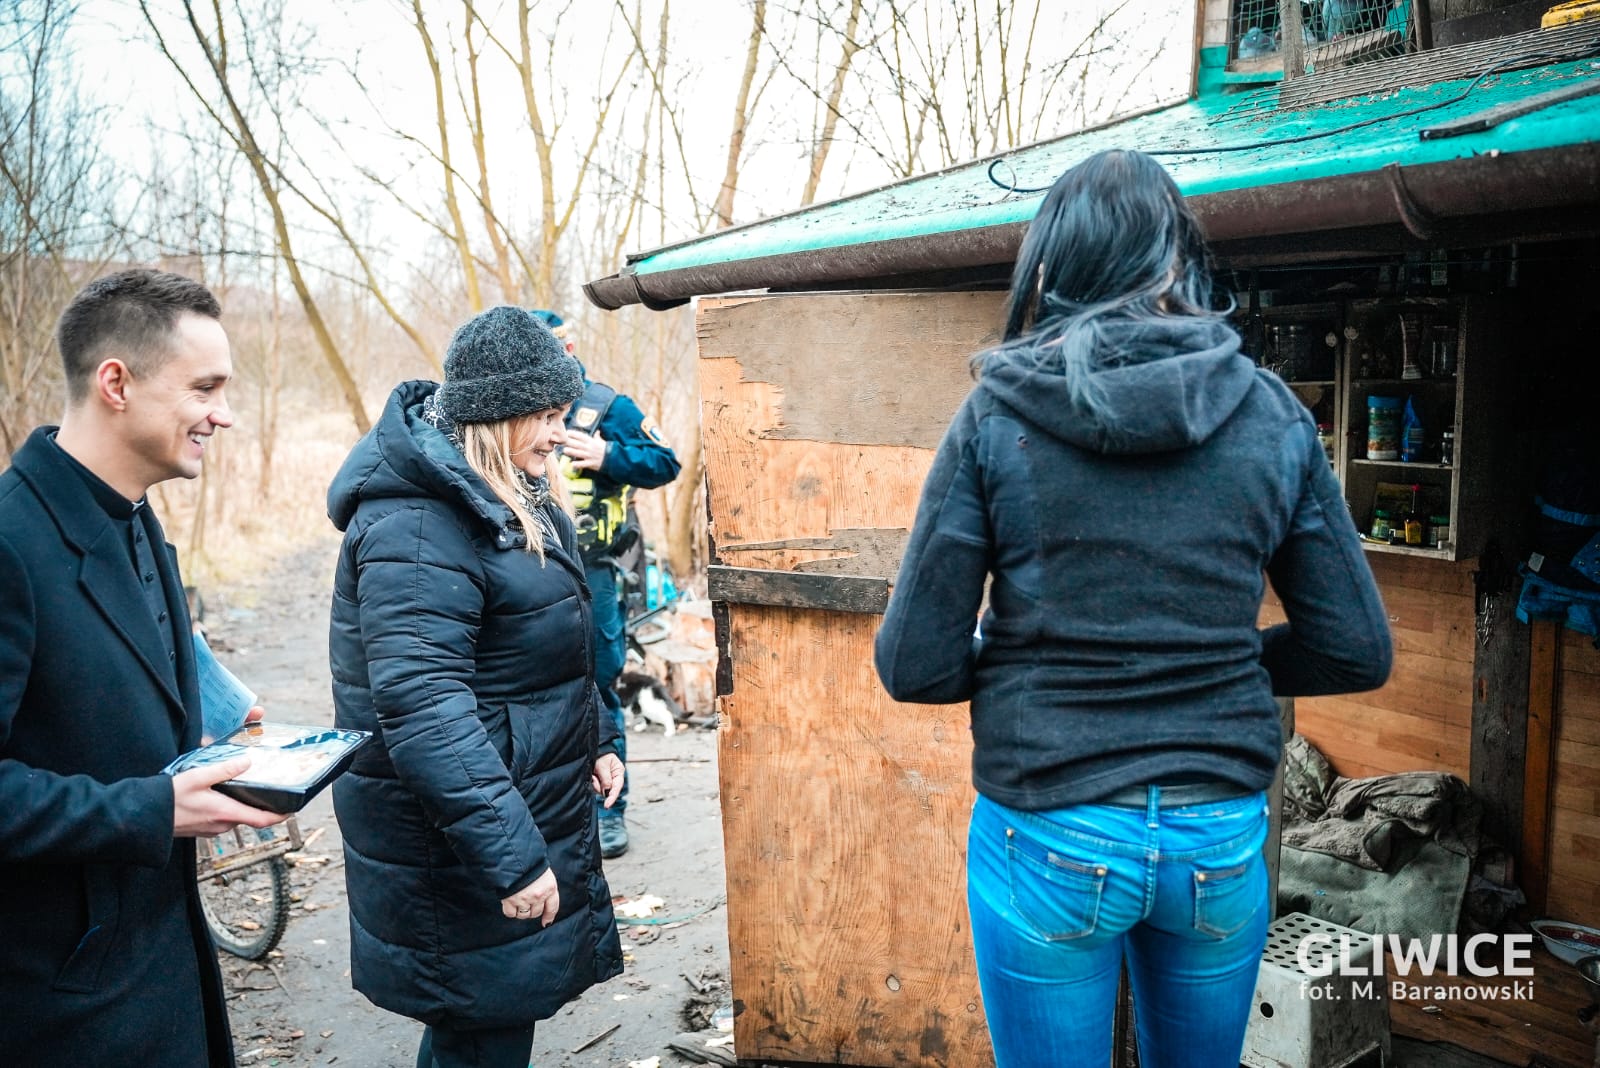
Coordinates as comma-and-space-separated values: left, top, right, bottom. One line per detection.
0, 269, 283, 1066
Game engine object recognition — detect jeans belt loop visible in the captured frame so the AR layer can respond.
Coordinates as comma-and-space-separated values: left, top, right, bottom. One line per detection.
1101, 781, 1249, 809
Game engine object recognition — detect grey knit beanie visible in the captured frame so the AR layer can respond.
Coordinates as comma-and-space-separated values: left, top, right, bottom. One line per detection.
436, 306, 585, 424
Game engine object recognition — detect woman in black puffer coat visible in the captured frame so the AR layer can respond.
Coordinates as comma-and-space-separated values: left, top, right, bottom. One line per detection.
327, 307, 624, 1068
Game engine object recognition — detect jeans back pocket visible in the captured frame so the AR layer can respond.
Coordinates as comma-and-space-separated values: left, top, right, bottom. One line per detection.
1192, 856, 1264, 939
1004, 829, 1107, 942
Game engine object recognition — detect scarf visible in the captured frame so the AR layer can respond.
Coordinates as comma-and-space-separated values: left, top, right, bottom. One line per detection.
422, 392, 560, 547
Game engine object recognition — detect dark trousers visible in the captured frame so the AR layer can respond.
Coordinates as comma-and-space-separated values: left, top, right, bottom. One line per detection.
587, 559, 629, 813
416, 1023, 536, 1068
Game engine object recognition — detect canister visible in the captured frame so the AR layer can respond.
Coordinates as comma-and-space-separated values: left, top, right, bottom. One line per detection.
1367, 396, 1401, 460
1370, 510, 1393, 540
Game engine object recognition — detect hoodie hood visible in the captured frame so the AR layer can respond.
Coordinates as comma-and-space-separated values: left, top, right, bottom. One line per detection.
327, 379, 517, 537
980, 319, 1256, 455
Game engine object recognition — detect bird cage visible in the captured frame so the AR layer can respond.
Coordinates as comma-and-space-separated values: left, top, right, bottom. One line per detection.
1229, 0, 1420, 77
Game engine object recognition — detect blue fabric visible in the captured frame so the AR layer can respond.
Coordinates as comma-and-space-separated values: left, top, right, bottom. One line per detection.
588, 560, 629, 814
967, 791, 1270, 1068
875, 320, 1392, 810
416, 1022, 535, 1068
586, 388, 682, 494
1517, 567, 1600, 642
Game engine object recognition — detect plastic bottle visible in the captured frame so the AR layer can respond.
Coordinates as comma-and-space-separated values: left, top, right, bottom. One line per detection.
1401, 397, 1424, 463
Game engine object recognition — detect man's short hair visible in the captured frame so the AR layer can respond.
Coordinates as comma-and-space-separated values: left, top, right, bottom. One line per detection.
56, 269, 222, 402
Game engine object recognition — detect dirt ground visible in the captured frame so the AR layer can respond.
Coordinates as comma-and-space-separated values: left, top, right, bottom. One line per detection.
200, 532, 732, 1068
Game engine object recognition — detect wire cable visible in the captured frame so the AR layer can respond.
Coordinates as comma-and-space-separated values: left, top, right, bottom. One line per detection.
988, 41, 1600, 195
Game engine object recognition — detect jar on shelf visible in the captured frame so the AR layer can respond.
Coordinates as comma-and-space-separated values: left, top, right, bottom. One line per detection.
1370, 509, 1393, 540
1367, 396, 1401, 460
1427, 515, 1451, 548
1439, 430, 1455, 466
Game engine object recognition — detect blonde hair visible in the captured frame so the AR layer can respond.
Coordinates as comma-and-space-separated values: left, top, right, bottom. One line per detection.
457, 418, 572, 558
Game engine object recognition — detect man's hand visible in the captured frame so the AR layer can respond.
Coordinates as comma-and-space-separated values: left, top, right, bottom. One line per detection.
562, 429, 608, 472
501, 867, 559, 924
592, 753, 625, 808
172, 757, 286, 837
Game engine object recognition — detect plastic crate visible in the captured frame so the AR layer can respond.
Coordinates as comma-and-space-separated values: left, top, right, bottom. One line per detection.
1241, 913, 1391, 1068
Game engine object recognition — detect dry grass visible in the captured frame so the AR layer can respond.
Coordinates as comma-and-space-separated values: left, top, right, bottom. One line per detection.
155, 406, 361, 591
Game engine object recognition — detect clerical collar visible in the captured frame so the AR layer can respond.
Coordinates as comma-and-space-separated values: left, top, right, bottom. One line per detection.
48, 431, 145, 520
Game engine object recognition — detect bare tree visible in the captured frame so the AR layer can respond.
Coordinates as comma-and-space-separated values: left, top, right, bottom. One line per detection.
800, 0, 864, 205
412, 0, 483, 312
0, 0, 128, 458
139, 0, 372, 433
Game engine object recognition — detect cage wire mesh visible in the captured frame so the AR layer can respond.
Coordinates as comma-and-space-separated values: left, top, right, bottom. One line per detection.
1230, 0, 1417, 76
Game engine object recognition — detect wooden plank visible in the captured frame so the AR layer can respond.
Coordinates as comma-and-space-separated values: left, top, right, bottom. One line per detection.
697, 355, 938, 551
1366, 552, 1478, 597
1523, 620, 1562, 915
697, 291, 1000, 451
1295, 695, 1471, 777
1471, 566, 1534, 854
700, 293, 1001, 1067
1546, 876, 1600, 922
1431, 0, 1549, 48
715, 527, 909, 579
718, 604, 991, 1068
1389, 948, 1594, 1068
707, 565, 889, 615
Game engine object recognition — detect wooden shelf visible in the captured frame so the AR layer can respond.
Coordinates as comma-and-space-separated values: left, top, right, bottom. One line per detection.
1349, 459, 1455, 471
1357, 539, 1453, 560
1244, 294, 1507, 564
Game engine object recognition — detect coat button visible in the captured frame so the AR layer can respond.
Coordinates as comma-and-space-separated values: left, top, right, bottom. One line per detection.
143, 572, 155, 583
158, 611, 168, 623
168, 651, 176, 661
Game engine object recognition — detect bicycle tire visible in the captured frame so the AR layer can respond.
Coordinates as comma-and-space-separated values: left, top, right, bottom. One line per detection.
199, 855, 292, 960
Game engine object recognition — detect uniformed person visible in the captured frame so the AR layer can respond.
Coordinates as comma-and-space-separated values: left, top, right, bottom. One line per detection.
530, 310, 681, 858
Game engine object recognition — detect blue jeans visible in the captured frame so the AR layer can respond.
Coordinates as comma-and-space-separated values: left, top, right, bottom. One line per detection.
586, 560, 627, 815
967, 789, 1270, 1068
415, 1023, 534, 1068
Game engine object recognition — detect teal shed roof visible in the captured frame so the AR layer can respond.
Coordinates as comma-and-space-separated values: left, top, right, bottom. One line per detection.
585, 55, 1600, 310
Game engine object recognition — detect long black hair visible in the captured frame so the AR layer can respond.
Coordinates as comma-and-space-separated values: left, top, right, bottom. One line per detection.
978, 150, 1227, 409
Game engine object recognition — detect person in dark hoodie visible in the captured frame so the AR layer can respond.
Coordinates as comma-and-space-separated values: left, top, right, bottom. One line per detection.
873, 150, 1392, 1068
327, 306, 625, 1068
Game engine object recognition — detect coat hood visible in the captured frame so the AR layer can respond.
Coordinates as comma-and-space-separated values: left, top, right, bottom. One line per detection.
326, 379, 517, 537
979, 319, 1256, 455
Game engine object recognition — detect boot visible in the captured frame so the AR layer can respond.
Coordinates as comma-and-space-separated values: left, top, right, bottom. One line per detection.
598, 810, 629, 859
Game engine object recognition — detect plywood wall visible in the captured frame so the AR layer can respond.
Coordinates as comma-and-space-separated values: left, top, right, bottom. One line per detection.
1547, 632, 1600, 923
1261, 554, 1476, 780
699, 291, 1004, 1068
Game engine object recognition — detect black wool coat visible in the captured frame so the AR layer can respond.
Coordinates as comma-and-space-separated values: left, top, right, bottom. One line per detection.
0, 427, 234, 1067
327, 381, 623, 1030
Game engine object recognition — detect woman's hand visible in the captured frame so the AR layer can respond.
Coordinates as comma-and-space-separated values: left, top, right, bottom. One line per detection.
592, 753, 625, 808
501, 868, 559, 925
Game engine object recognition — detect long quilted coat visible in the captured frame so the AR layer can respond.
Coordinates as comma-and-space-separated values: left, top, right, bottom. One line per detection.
327, 380, 622, 1030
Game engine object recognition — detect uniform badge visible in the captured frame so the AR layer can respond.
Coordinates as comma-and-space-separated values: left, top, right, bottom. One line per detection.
641, 417, 668, 446
573, 406, 601, 430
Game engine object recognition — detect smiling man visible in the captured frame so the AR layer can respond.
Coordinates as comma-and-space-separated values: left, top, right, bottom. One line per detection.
0, 269, 283, 1066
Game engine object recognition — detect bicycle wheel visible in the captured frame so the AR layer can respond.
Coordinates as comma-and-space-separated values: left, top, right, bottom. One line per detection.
199, 855, 292, 960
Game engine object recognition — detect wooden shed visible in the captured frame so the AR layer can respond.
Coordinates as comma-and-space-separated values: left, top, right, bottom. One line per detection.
586, 14, 1600, 1067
